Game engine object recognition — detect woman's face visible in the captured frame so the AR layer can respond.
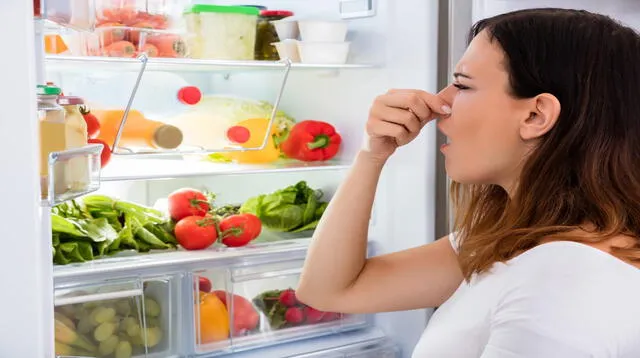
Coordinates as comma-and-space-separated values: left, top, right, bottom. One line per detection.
437, 31, 535, 190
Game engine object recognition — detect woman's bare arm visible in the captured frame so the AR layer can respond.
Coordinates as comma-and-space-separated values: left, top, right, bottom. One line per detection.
296, 151, 463, 314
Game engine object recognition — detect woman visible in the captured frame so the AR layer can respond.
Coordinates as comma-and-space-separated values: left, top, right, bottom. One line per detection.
297, 8, 640, 358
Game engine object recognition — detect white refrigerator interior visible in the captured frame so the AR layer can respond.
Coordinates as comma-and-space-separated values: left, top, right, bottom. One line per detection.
1, 0, 441, 357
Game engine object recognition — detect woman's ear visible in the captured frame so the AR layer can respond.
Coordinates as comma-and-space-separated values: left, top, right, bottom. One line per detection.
519, 93, 561, 141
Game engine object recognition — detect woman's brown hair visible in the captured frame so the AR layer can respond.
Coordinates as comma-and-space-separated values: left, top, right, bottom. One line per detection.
452, 8, 640, 280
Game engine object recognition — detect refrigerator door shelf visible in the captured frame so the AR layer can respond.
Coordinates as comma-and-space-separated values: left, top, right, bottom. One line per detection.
42, 144, 103, 207
190, 260, 369, 356
53, 276, 178, 358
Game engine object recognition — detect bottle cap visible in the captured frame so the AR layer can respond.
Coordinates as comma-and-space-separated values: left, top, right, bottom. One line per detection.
177, 86, 202, 105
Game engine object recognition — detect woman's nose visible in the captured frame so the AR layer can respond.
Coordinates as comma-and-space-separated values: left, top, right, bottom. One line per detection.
437, 84, 456, 105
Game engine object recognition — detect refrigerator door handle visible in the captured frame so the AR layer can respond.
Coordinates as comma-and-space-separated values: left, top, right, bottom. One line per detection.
340, 0, 376, 19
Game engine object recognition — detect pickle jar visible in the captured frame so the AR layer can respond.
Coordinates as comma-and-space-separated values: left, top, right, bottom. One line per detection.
255, 10, 293, 60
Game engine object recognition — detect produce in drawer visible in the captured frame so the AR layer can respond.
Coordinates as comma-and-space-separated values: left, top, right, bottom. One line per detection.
212, 291, 260, 336
51, 195, 176, 265
54, 292, 166, 357
196, 292, 230, 344
240, 181, 329, 233
252, 288, 342, 330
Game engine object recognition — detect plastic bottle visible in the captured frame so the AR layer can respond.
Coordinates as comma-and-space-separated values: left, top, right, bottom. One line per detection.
94, 108, 183, 150
72, 72, 202, 120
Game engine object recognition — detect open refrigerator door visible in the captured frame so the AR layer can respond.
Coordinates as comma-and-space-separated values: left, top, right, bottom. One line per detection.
1, 0, 444, 357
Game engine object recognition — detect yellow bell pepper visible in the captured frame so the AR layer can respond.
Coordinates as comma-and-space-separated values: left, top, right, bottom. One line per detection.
219, 118, 282, 164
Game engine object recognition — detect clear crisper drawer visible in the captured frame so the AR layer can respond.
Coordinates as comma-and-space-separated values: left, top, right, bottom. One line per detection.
54, 276, 176, 358
192, 260, 368, 356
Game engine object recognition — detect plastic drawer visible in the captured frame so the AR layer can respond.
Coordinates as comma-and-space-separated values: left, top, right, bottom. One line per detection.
54, 276, 176, 358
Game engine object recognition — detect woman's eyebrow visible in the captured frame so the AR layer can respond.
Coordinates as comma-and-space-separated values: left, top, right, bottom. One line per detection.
453, 72, 473, 80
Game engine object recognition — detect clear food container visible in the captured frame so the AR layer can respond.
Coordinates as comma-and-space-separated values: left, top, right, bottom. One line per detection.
255, 10, 294, 60
45, 0, 190, 58
192, 261, 367, 355
61, 26, 190, 58
54, 277, 175, 358
184, 5, 260, 60
44, 0, 188, 31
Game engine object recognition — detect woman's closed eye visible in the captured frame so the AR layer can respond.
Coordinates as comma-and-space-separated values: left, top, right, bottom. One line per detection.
453, 83, 471, 90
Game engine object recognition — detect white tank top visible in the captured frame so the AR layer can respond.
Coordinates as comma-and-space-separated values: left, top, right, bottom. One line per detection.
412, 237, 640, 358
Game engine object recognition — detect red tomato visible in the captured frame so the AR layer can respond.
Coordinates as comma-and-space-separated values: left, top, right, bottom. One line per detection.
212, 290, 259, 335
219, 214, 262, 247
80, 106, 100, 139
87, 138, 112, 168
198, 276, 212, 293
167, 188, 210, 221
174, 216, 218, 250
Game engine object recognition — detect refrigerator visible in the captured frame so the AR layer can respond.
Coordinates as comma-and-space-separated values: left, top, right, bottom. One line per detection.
1, 0, 638, 357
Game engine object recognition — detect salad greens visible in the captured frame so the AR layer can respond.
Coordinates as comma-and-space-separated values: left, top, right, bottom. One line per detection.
51, 195, 176, 265
239, 181, 328, 233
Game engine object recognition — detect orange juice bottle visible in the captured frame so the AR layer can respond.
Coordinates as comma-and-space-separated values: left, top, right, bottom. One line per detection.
94, 109, 183, 150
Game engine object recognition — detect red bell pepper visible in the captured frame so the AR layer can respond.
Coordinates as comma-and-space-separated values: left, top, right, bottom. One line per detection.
280, 120, 342, 162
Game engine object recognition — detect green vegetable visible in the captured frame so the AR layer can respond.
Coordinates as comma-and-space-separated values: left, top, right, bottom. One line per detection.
144, 223, 177, 246
52, 214, 90, 238
82, 195, 166, 225
239, 181, 327, 232
52, 195, 176, 265
131, 219, 171, 250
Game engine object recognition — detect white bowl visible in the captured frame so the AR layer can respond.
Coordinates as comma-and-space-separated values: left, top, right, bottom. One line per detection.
273, 19, 299, 40
273, 40, 301, 62
298, 20, 348, 42
297, 41, 350, 64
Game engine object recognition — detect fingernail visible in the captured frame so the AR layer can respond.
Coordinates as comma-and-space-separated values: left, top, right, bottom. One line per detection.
441, 105, 452, 114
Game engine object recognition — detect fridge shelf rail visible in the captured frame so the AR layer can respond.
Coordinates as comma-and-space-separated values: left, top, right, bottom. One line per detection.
42, 144, 103, 207
100, 158, 351, 181
45, 56, 376, 73
53, 238, 313, 283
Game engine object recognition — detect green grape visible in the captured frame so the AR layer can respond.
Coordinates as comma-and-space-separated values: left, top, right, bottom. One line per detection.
98, 335, 119, 356
93, 307, 116, 324
144, 327, 163, 348
114, 340, 133, 358
77, 316, 95, 335
115, 300, 132, 316
94, 322, 117, 342
144, 298, 161, 318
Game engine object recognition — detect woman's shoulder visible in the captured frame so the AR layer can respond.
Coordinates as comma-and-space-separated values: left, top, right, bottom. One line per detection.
502, 240, 640, 292
482, 241, 640, 355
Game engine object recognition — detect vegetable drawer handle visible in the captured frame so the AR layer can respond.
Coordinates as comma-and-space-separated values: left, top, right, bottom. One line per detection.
54, 288, 144, 306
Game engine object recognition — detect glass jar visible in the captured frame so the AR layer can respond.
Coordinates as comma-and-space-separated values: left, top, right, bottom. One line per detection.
255, 10, 294, 60
37, 84, 65, 198
56, 95, 90, 197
